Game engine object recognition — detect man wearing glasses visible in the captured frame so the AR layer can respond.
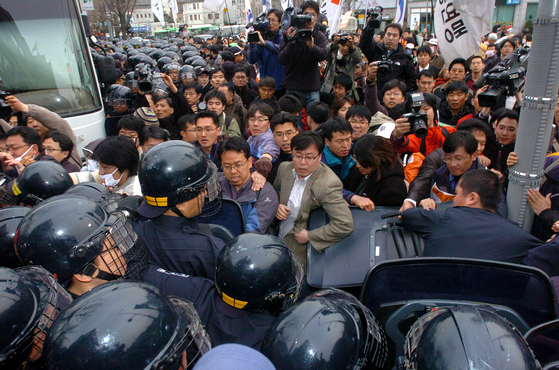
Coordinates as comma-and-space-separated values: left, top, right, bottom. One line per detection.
248, 8, 285, 97
274, 131, 353, 269
218, 137, 279, 233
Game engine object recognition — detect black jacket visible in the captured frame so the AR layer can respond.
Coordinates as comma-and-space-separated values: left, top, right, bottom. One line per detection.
438, 100, 475, 127
359, 26, 417, 93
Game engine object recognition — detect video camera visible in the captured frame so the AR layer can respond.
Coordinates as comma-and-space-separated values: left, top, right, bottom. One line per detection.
0, 76, 12, 119
291, 8, 313, 42
376, 55, 394, 80
337, 33, 352, 46
247, 12, 269, 43
402, 93, 428, 138
135, 64, 154, 92
475, 47, 529, 108
366, 6, 383, 29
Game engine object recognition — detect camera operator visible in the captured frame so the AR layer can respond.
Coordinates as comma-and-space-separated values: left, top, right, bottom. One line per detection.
359, 20, 416, 93
279, 0, 327, 107
248, 9, 285, 96
321, 33, 363, 99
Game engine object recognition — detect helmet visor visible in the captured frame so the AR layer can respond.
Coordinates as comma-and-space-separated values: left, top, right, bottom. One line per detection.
198, 161, 222, 218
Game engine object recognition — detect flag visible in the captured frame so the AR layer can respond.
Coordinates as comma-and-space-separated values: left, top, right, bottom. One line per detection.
338, 10, 352, 30
320, 0, 345, 36
168, 0, 179, 23
262, 0, 268, 13
394, 0, 406, 25
203, 0, 226, 13
151, 0, 165, 26
280, 0, 290, 11
435, 0, 494, 62
245, 0, 253, 24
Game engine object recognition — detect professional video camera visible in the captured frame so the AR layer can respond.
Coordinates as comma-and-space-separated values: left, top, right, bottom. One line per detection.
475, 46, 529, 108
337, 33, 352, 46
247, 12, 269, 43
136, 64, 154, 92
291, 8, 313, 42
366, 6, 383, 29
376, 55, 394, 79
0, 76, 12, 119
402, 93, 428, 138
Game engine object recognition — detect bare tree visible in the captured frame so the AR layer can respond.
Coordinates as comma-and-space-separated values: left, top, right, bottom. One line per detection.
104, 0, 139, 37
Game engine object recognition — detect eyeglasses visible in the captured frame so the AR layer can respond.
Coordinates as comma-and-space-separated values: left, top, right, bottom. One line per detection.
183, 129, 197, 133
248, 117, 269, 124
274, 130, 297, 138
196, 127, 218, 134
7, 144, 29, 151
233, 75, 248, 80
442, 155, 470, 164
266, 18, 279, 23
292, 153, 320, 162
222, 159, 249, 172
384, 91, 403, 98
44, 147, 63, 154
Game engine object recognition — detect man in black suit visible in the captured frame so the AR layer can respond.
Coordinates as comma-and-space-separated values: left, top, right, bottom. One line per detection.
402, 169, 542, 264
415, 45, 441, 78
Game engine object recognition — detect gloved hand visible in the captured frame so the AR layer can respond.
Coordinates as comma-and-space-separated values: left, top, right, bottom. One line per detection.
116, 195, 144, 219
254, 156, 272, 178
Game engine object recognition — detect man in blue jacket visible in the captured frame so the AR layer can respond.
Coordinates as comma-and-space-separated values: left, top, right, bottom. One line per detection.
248, 8, 285, 96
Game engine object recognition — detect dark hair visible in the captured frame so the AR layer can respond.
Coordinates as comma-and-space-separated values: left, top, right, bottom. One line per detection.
417, 45, 432, 56
384, 23, 403, 37
184, 82, 202, 94
417, 70, 435, 80
353, 133, 399, 181
306, 101, 329, 125
117, 115, 145, 134
525, 33, 532, 42
210, 67, 226, 78
5, 126, 43, 152
469, 55, 484, 65
218, 136, 251, 160
233, 66, 249, 77
422, 93, 439, 118
321, 116, 353, 141
495, 108, 519, 126
152, 95, 174, 108
376, 31, 384, 38
208, 45, 220, 54
458, 169, 503, 212
248, 103, 274, 120
457, 118, 491, 139
195, 110, 220, 127
139, 126, 170, 145
300, 0, 319, 14
334, 73, 353, 92
259, 76, 276, 89
204, 89, 227, 105
449, 58, 470, 74
346, 104, 372, 122
219, 82, 236, 95
330, 97, 355, 117
178, 114, 196, 131
92, 136, 139, 176
270, 112, 298, 131
381, 79, 407, 98
267, 8, 283, 21
278, 94, 303, 114
500, 39, 515, 51
442, 131, 478, 155
291, 130, 324, 154
446, 81, 469, 96
221, 51, 235, 62
44, 132, 73, 159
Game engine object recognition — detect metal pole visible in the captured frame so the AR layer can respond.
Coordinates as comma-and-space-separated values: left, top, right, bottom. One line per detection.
506, 0, 559, 231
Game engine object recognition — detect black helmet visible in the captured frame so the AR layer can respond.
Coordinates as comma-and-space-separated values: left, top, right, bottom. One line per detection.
151, 81, 172, 98
192, 59, 208, 68
181, 45, 197, 53
162, 50, 180, 63
180, 65, 195, 81
0, 173, 16, 208
15, 195, 147, 283
157, 56, 173, 71
164, 45, 180, 53
123, 71, 139, 90
186, 55, 204, 65
149, 49, 164, 60
215, 234, 304, 313
0, 206, 30, 268
182, 50, 198, 62
138, 141, 221, 218
261, 288, 389, 370
127, 52, 151, 69
0, 266, 72, 368
12, 162, 73, 206
105, 85, 133, 108
162, 61, 182, 75
404, 305, 540, 370
42, 281, 211, 370
64, 182, 124, 213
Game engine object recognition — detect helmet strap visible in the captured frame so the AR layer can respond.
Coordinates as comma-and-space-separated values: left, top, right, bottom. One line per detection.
171, 206, 185, 217
82, 263, 120, 281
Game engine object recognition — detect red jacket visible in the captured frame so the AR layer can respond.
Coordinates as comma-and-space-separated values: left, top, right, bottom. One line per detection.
390, 123, 456, 156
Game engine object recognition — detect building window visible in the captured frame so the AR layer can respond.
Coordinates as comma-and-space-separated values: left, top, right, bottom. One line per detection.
215, 14, 219, 19
208, 14, 213, 19
190, 15, 193, 20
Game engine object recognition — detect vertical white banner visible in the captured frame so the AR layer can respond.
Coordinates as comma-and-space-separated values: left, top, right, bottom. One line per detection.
394, 0, 406, 25
169, 0, 179, 23
203, 0, 226, 12
434, 0, 488, 62
152, 0, 165, 27
320, 0, 345, 35
280, 0, 290, 11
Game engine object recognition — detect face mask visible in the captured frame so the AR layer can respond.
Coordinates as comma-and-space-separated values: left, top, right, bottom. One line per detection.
430, 46, 436, 54
14, 145, 34, 163
100, 167, 124, 188
87, 159, 100, 172
486, 50, 496, 57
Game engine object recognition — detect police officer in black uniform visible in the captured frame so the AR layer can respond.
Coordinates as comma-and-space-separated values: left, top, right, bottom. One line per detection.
134, 140, 225, 280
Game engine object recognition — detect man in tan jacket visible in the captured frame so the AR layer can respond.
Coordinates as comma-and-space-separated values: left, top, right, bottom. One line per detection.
274, 131, 354, 268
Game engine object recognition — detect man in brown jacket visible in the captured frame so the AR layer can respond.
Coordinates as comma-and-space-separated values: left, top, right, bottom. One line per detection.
274, 131, 354, 268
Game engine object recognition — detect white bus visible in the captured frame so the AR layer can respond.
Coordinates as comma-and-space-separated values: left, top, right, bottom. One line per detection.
0, 0, 105, 153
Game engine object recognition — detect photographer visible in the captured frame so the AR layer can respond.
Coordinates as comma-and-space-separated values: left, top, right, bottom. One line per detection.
321, 33, 363, 98
359, 20, 416, 93
248, 9, 285, 95
278, 0, 327, 107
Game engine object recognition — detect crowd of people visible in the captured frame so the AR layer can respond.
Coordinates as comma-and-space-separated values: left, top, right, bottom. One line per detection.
0, 1, 558, 368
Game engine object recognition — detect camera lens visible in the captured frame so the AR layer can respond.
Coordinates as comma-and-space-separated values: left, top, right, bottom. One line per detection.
197, 102, 207, 111
412, 118, 428, 138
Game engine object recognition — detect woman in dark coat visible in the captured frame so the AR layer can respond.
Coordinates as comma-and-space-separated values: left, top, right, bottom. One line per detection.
343, 134, 407, 208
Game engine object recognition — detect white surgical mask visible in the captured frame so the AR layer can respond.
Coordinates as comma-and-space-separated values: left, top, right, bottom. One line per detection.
100, 167, 124, 188
87, 159, 100, 172
430, 46, 436, 54
14, 145, 34, 163
486, 49, 497, 57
